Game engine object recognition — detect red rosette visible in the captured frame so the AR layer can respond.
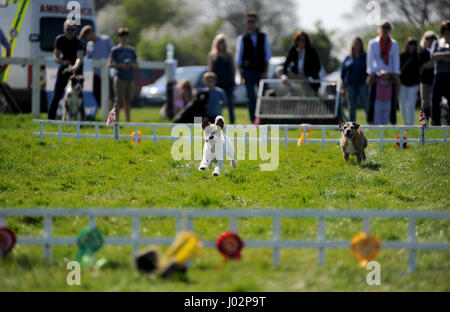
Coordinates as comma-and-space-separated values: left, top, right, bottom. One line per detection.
216, 231, 244, 260
0, 227, 16, 256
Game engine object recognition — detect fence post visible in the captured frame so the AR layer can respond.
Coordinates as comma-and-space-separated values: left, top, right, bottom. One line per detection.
176, 213, 184, 232
399, 127, 404, 150
284, 126, 288, 148
39, 121, 44, 142
44, 216, 53, 264
113, 123, 119, 141
132, 216, 140, 258
363, 218, 370, 232
95, 124, 99, 143
89, 216, 96, 228
229, 217, 237, 232
76, 122, 80, 143
408, 217, 417, 273
380, 128, 384, 154
321, 128, 326, 149
302, 128, 307, 146
318, 216, 325, 265
58, 124, 62, 143
273, 216, 281, 267
165, 43, 176, 119
0, 215, 6, 227
32, 57, 41, 117
187, 214, 194, 231
134, 126, 139, 147
419, 126, 425, 146
100, 60, 110, 121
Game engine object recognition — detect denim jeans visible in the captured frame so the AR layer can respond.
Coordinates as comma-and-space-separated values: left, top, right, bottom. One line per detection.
243, 69, 264, 123
218, 84, 235, 124
345, 84, 369, 122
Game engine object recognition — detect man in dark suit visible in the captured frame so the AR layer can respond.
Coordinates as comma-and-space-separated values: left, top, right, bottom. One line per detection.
235, 12, 272, 124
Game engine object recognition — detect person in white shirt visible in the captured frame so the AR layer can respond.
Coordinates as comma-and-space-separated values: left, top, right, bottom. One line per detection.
366, 20, 401, 125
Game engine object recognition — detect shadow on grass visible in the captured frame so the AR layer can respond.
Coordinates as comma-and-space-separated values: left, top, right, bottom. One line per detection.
361, 161, 381, 171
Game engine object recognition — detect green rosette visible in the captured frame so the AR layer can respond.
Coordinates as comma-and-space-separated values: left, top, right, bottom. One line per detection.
76, 227, 103, 266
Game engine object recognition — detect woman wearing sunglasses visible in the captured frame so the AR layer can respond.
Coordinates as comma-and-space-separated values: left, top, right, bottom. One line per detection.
278, 30, 321, 95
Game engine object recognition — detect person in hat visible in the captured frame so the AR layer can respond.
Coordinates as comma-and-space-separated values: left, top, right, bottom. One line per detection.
108, 28, 138, 122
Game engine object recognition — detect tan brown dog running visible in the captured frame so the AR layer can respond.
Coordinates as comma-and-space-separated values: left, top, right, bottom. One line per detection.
339, 122, 368, 164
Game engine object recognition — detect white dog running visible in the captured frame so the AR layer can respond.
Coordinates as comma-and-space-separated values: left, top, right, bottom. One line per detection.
199, 116, 237, 176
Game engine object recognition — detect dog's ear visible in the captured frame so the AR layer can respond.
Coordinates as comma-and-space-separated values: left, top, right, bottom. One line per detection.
202, 118, 210, 130
339, 122, 345, 131
354, 123, 360, 129
215, 117, 224, 130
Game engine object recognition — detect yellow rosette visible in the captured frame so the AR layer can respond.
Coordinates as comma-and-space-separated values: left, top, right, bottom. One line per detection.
351, 232, 381, 267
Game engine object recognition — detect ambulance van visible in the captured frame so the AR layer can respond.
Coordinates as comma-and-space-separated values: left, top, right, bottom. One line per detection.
0, 0, 97, 112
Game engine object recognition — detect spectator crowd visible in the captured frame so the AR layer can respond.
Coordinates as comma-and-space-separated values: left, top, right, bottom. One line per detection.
2, 13, 449, 126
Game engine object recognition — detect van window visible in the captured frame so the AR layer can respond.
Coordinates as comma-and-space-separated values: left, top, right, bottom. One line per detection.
40, 18, 95, 52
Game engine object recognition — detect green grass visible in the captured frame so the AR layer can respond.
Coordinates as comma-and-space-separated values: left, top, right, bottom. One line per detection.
0, 107, 449, 291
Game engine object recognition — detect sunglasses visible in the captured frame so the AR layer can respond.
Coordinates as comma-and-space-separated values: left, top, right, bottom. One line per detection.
297, 37, 307, 42
66, 28, 76, 32
246, 19, 256, 24
426, 37, 436, 41
409, 41, 417, 45
382, 26, 391, 30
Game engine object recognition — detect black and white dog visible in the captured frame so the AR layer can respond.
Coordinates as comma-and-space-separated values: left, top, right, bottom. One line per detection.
62, 75, 84, 121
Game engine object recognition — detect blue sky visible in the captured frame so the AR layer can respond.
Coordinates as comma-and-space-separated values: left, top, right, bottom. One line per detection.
295, 0, 370, 59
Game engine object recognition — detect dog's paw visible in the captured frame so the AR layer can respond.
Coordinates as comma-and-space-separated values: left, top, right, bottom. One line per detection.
213, 168, 220, 176
198, 166, 206, 171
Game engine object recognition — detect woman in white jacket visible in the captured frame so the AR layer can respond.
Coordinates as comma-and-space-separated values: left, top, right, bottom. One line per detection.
366, 20, 401, 125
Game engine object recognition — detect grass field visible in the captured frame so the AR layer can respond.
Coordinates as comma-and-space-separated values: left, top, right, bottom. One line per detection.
0, 107, 449, 291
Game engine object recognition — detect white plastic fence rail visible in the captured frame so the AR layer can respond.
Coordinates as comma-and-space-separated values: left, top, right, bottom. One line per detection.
32, 120, 449, 152
1, 208, 449, 273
